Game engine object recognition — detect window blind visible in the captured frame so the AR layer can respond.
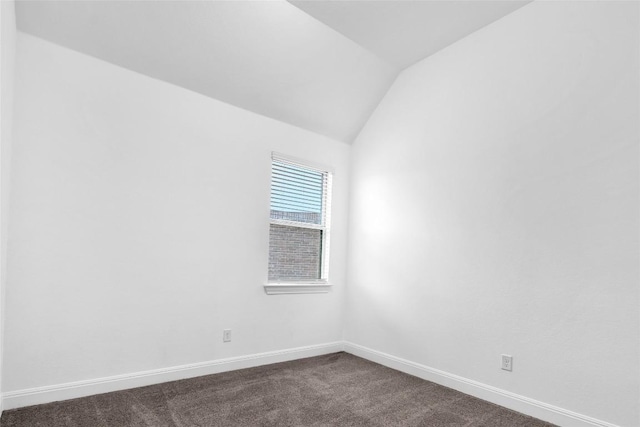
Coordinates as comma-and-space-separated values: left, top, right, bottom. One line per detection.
270, 154, 330, 227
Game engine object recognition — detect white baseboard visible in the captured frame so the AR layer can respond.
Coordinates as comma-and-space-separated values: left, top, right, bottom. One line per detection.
342, 342, 619, 427
1, 341, 622, 427
2, 341, 343, 411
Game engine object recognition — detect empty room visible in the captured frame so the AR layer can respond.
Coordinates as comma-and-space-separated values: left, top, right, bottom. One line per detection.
0, 0, 638, 426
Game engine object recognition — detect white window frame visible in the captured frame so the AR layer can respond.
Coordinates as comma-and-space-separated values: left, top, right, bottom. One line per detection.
264, 152, 333, 295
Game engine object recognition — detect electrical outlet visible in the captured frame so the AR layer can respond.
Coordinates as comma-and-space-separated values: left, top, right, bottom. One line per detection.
501, 354, 513, 371
223, 329, 232, 343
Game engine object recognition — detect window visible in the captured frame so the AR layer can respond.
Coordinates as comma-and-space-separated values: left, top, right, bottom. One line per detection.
266, 153, 332, 294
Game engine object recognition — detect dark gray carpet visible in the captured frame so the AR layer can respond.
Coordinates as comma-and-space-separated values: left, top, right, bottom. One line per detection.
1, 352, 556, 426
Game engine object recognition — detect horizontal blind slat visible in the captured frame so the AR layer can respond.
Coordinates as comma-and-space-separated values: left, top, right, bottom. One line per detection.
272, 164, 324, 179
273, 163, 324, 178
272, 174, 323, 188
271, 192, 323, 204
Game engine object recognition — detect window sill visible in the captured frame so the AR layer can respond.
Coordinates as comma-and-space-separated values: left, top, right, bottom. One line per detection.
264, 282, 332, 295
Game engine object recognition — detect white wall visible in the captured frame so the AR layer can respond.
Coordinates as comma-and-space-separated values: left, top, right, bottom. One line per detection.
4, 33, 349, 393
0, 0, 17, 413
346, 2, 639, 426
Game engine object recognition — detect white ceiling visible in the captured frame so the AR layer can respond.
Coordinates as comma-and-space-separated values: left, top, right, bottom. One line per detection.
16, 0, 396, 143
16, 0, 532, 143
289, 0, 532, 69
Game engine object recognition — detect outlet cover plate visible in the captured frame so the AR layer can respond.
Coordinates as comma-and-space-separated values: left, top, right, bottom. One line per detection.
501, 354, 513, 371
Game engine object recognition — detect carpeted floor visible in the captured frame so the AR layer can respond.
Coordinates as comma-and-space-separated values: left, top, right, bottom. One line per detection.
1, 352, 556, 426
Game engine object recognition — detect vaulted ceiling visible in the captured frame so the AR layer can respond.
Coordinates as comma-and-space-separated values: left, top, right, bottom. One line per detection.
16, 0, 531, 143
290, 1, 532, 70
